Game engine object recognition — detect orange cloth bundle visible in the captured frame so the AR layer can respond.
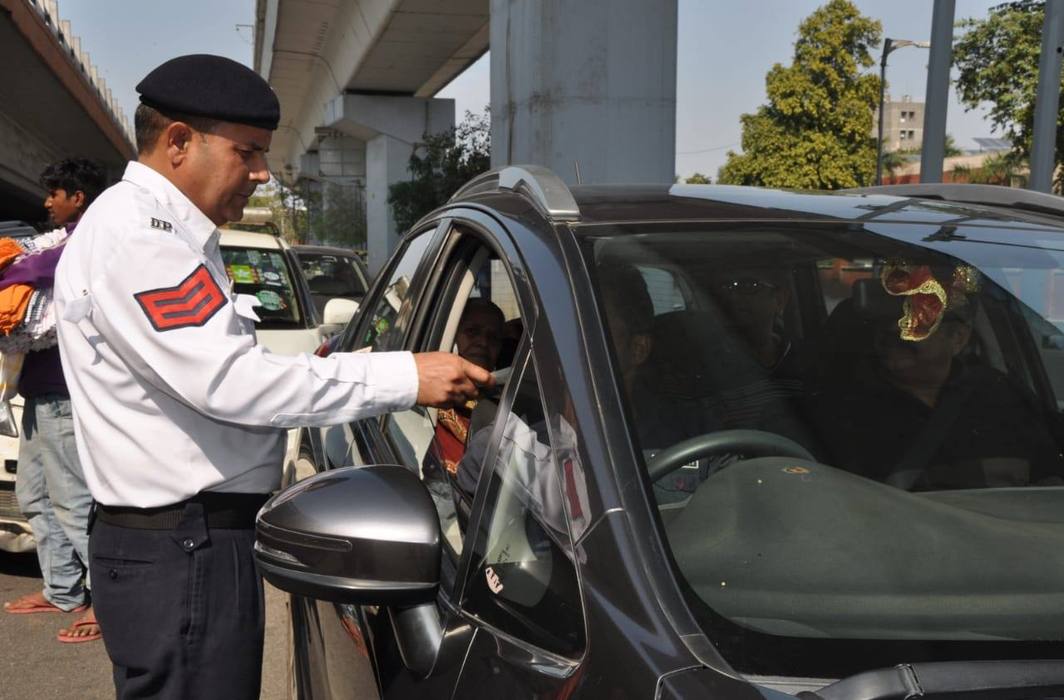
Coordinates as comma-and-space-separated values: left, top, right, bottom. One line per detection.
0, 238, 24, 271
0, 284, 34, 334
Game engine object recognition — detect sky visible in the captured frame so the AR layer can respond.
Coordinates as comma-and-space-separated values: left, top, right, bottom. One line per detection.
59, 0, 1004, 180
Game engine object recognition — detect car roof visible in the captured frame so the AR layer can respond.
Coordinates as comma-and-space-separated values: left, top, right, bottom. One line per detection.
567, 185, 1064, 229
292, 245, 364, 258
449, 168, 1064, 231
219, 228, 287, 250
0, 220, 39, 237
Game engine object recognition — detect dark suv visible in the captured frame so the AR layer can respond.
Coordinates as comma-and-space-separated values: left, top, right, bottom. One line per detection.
256, 168, 1064, 699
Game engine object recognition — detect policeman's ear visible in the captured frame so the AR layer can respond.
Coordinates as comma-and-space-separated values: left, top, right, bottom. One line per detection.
164, 121, 195, 165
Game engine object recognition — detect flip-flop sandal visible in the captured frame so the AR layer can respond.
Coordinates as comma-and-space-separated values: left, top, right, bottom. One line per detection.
4, 595, 87, 615
57, 619, 102, 644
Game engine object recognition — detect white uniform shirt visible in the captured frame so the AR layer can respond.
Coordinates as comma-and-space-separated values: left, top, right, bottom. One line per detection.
54, 162, 418, 507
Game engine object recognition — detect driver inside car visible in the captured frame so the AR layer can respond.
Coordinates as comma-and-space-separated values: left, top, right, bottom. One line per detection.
596, 264, 707, 503
810, 267, 1064, 490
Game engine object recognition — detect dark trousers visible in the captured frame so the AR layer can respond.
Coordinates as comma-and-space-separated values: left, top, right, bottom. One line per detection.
88, 502, 264, 700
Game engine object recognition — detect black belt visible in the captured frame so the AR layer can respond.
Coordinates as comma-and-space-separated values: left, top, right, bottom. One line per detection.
95, 492, 270, 530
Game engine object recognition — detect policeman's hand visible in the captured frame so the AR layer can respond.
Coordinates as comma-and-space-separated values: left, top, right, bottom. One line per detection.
413, 352, 495, 408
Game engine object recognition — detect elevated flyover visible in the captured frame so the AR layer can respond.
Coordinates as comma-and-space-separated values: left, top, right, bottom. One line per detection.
256, 0, 676, 273
0, 0, 133, 222
255, 0, 486, 271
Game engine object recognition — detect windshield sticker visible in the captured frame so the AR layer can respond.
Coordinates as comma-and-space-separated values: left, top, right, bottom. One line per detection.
247, 250, 262, 265
227, 264, 256, 285
485, 566, 504, 594
262, 271, 283, 286
255, 289, 286, 311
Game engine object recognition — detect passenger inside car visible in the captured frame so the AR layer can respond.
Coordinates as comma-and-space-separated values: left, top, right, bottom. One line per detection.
425, 298, 505, 480
810, 268, 1064, 490
597, 264, 690, 451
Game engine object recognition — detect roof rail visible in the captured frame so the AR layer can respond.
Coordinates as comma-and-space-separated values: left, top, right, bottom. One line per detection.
840, 183, 1064, 220
450, 165, 581, 221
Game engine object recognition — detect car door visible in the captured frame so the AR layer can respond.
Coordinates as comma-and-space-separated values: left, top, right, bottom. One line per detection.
372, 218, 586, 698
294, 212, 589, 698
447, 343, 588, 696
354, 220, 545, 698
290, 221, 448, 699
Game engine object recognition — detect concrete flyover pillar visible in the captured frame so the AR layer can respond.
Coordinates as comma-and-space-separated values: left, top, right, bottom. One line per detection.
490, 0, 678, 185
365, 134, 415, 275
323, 94, 454, 275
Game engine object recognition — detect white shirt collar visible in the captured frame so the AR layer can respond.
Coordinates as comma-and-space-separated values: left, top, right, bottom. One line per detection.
122, 161, 218, 250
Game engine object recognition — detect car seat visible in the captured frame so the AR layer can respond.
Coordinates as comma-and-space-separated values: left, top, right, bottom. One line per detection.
308, 275, 349, 296
639, 308, 815, 448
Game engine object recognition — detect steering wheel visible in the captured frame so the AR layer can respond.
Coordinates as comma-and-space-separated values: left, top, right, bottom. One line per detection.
646, 429, 815, 482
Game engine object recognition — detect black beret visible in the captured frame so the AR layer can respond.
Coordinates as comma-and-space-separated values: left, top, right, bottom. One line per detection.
136, 54, 280, 130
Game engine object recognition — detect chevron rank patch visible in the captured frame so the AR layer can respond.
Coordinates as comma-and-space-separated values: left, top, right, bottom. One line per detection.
150, 217, 173, 232
134, 264, 227, 331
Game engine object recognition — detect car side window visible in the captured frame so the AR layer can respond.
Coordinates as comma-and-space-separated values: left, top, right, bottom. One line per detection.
354, 229, 436, 352
459, 351, 585, 658
383, 239, 526, 566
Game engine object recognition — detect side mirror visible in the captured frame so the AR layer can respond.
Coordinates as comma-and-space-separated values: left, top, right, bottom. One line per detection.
255, 464, 440, 605
323, 297, 359, 326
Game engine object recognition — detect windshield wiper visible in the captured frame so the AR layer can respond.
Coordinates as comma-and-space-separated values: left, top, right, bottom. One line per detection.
798, 661, 1064, 700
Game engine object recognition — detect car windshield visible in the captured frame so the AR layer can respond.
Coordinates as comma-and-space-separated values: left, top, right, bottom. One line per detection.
220, 245, 304, 328
582, 220, 1064, 677
298, 252, 367, 298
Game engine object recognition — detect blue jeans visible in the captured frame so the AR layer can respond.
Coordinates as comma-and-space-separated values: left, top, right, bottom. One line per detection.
15, 395, 91, 610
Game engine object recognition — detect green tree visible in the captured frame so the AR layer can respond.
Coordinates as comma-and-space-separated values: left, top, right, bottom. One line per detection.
227, 182, 306, 240
388, 109, 491, 233
718, 0, 881, 189
953, 1, 1055, 187
312, 182, 366, 248
968, 151, 1028, 186
944, 134, 964, 158
880, 149, 909, 177
684, 172, 711, 184
884, 134, 964, 174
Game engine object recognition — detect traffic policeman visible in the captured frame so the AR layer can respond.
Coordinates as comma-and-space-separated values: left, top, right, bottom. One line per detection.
53, 54, 491, 700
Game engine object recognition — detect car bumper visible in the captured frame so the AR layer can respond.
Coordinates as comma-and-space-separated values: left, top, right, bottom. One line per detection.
0, 480, 33, 553
0, 520, 34, 553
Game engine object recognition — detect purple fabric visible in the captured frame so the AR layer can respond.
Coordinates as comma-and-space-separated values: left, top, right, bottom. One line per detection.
0, 245, 66, 292
6, 225, 75, 396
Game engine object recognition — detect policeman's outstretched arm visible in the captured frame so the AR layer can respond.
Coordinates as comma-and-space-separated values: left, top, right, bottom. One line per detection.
56, 221, 427, 429
413, 352, 494, 408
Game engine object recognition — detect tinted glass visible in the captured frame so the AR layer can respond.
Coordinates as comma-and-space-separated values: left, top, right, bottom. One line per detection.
461, 352, 585, 657
415, 249, 524, 559
297, 252, 368, 316
583, 221, 1064, 676
220, 246, 303, 328
356, 230, 435, 352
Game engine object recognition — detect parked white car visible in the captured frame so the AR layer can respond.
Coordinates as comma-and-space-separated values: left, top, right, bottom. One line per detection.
0, 395, 32, 553
218, 228, 359, 487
